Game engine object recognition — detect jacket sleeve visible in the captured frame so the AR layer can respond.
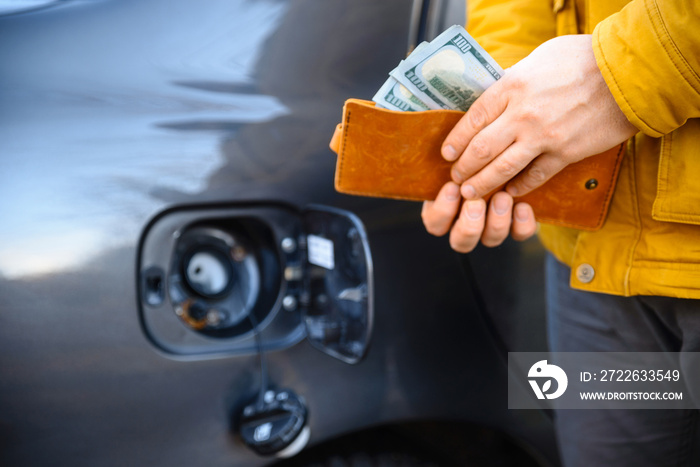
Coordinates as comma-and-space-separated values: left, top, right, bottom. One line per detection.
593, 0, 700, 137
467, 0, 557, 69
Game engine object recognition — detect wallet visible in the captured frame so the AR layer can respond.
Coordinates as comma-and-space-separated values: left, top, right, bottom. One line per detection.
329, 98, 625, 231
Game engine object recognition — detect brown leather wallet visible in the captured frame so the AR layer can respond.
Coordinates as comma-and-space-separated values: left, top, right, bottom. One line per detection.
329, 98, 625, 231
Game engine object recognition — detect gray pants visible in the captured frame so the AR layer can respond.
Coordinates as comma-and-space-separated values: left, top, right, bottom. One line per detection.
545, 254, 700, 467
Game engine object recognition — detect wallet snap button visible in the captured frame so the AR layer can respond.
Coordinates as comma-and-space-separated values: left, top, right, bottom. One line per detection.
585, 179, 598, 190
576, 264, 595, 283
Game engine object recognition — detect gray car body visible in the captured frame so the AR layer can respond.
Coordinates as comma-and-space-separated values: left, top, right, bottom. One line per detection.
0, 0, 556, 465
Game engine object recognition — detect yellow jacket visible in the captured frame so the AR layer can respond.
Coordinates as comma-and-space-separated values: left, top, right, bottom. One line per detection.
467, 0, 700, 298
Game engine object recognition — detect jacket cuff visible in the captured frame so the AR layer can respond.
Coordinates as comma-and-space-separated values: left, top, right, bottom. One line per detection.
593, 0, 700, 138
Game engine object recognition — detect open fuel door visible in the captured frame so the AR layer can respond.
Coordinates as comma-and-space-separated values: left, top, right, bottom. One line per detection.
301, 206, 374, 364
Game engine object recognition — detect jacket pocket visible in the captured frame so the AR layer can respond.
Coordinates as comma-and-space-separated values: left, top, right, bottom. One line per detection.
653, 119, 700, 225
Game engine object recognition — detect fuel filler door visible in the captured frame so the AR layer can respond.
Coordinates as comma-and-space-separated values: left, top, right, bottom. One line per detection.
300, 206, 373, 364
137, 204, 373, 363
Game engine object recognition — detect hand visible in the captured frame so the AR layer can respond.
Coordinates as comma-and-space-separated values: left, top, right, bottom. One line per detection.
421, 182, 537, 253
443, 34, 638, 198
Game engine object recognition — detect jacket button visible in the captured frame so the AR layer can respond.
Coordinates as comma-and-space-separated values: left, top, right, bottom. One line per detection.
576, 263, 595, 283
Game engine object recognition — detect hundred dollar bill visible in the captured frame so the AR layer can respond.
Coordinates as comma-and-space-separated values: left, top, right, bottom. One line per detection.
372, 78, 430, 111
372, 42, 431, 111
390, 25, 504, 111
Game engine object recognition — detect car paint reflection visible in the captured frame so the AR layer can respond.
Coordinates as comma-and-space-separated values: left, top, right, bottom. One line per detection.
0, 0, 289, 278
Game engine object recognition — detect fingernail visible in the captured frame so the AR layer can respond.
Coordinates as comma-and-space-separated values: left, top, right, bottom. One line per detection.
514, 204, 529, 222
507, 185, 519, 197
444, 183, 460, 201
493, 195, 509, 215
466, 200, 484, 219
461, 184, 477, 199
451, 167, 465, 184
443, 144, 458, 161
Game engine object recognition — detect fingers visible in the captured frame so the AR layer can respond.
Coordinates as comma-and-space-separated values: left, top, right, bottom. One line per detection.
449, 199, 486, 253
511, 202, 537, 241
450, 117, 517, 185
481, 192, 514, 247
422, 183, 537, 253
460, 142, 541, 198
448, 194, 537, 253
421, 182, 461, 236
505, 153, 569, 197
441, 84, 508, 162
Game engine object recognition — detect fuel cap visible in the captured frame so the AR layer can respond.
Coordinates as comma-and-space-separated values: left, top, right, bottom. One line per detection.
239, 389, 309, 458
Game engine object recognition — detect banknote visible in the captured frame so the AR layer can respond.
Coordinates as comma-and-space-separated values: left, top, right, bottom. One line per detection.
372, 77, 430, 111
390, 25, 504, 111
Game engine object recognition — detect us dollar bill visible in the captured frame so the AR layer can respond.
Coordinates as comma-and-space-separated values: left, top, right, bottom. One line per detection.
372, 77, 430, 111
390, 25, 504, 111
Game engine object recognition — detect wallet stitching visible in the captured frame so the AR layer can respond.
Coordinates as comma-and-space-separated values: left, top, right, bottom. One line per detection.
337, 110, 352, 189
337, 188, 423, 202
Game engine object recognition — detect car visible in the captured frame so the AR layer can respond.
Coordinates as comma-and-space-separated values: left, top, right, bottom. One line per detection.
0, 0, 559, 465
